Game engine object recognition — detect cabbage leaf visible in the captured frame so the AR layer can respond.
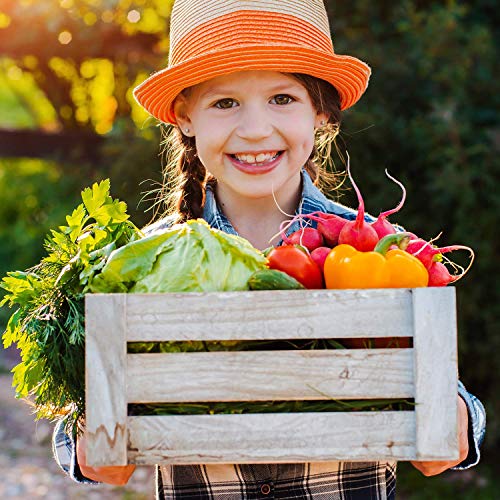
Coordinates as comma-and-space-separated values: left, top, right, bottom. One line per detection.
89, 219, 267, 293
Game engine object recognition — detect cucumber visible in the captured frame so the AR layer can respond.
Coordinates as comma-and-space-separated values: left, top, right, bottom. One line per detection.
248, 269, 305, 290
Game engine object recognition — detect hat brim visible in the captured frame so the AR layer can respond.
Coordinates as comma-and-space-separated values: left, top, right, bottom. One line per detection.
133, 45, 371, 124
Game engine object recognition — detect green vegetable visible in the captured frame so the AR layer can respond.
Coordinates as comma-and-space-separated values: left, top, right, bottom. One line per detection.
1, 180, 140, 422
130, 399, 415, 416
1, 193, 266, 422
1, 181, 402, 424
90, 219, 267, 293
248, 269, 305, 290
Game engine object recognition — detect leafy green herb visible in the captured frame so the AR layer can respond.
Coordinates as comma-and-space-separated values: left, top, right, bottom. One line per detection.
1, 179, 141, 422
127, 339, 348, 353
129, 399, 416, 416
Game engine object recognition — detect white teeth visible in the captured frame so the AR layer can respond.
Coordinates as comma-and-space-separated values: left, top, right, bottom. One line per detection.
234, 152, 279, 164
244, 154, 257, 163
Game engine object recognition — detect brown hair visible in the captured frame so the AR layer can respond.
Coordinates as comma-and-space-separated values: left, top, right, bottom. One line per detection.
154, 73, 343, 223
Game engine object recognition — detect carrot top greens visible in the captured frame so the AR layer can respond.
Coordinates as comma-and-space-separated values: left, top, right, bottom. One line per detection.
1, 180, 140, 423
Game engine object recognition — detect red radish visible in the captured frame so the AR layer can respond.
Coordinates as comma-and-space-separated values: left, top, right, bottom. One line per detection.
371, 170, 406, 238
371, 216, 396, 239
316, 213, 348, 246
408, 241, 475, 286
406, 239, 439, 269
337, 153, 379, 251
276, 211, 347, 248
285, 227, 324, 252
428, 262, 455, 286
406, 239, 473, 270
310, 246, 331, 270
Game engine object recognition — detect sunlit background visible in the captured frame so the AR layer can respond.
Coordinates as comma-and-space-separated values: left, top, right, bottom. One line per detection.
0, 0, 498, 498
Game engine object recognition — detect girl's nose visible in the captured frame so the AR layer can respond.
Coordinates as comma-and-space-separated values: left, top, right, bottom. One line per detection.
235, 104, 274, 141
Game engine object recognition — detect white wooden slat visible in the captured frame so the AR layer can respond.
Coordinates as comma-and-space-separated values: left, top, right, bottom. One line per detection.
127, 349, 414, 403
85, 294, 128, 466
412, 287, 459, 460
85, 288, 459, 464
127, 412, 416, 464
124, 289, 414, 341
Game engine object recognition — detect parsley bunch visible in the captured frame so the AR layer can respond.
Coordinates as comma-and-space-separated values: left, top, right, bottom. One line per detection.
1, 180, 141, 422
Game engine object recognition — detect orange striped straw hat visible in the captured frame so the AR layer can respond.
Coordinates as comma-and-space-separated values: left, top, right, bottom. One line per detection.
133, 0, 371, 125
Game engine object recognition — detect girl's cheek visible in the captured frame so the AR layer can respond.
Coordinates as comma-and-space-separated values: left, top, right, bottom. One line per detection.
287, 116, 315, 137
295, 125, 316, 151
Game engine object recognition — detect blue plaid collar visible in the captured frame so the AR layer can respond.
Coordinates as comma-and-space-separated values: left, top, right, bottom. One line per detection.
202, 169, 360, 244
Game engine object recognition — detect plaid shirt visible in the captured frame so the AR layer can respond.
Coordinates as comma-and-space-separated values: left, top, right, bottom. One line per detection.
53, 170, 486, 499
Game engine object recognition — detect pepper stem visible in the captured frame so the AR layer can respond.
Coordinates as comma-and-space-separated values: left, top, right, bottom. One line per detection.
374, 232, 413, 255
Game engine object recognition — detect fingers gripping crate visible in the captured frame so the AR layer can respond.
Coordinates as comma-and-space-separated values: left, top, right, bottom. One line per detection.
85, 287, 459, 466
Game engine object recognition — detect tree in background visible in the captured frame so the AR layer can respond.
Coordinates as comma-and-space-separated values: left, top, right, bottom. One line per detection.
0, 0, 172, 281
1, 1, 498, 496
326, 1, 499, 493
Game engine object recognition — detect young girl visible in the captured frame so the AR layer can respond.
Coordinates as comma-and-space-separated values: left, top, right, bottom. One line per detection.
53, 0, 485, 497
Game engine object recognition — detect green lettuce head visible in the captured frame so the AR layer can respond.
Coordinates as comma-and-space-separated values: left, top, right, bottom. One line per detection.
89, 219, 267, 293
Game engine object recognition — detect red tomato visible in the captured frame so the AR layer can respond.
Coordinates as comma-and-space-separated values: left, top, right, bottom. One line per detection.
267, 245, 324, 289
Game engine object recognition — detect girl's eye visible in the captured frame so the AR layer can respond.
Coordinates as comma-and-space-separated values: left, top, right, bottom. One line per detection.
272, 94, 294, 105
214, 98, 237, 109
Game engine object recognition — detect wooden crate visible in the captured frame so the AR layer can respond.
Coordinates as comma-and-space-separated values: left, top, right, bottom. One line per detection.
85, 287, 458, 466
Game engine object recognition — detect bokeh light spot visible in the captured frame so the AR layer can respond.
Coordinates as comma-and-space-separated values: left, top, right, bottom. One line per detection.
80, 60, 96, 79
23, 55, 38, 70
58, 31, 72, 45
127, 10, 141, 23
101, 10, 114, 23
84, 12, 97, 26
0, 12, 11, 28
75, 107, 89, 123
60, 0, 74, 8
7, 66, 23, 81
96, 122, 112, 135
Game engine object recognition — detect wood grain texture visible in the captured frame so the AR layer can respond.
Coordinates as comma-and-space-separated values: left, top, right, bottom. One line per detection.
127, 412, 416, 464
85, 288, 459, 464
124, 289, 413, 341
127, 349, 414, 403
412, 287, 459, 460
85, 294, 128, 466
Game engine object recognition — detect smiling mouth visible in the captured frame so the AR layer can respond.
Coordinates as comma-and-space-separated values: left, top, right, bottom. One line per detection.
229, 151, 284, 166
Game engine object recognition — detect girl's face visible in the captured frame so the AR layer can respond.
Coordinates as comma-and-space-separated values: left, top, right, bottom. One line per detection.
174, 70, 327, 204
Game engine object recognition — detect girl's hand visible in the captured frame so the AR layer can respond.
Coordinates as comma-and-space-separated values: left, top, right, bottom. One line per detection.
410, 395, 469, 476
76, 430, 136, 485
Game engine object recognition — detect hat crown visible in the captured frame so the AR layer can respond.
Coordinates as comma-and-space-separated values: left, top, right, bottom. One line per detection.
169, 0, 332, 64
133, 0, 371, 124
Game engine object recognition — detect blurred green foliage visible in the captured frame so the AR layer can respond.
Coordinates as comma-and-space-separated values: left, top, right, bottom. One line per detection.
0, 0, 498, 495
328, 0, 500, 487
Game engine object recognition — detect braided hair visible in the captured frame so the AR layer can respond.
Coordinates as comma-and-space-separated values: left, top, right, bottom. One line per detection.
156, 74, 342, 224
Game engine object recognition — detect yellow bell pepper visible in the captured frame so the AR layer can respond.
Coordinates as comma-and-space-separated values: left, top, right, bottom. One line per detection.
324, 233, 429, 289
